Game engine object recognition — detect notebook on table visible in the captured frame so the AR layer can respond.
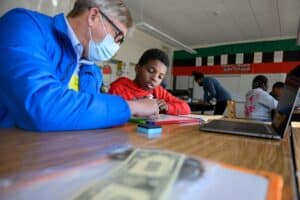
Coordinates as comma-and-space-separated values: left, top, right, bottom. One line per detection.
200, 71, 300, 140
130, 114, 200, 125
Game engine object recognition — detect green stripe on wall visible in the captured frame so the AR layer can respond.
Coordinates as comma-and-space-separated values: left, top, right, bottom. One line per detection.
174, 39, 300, 60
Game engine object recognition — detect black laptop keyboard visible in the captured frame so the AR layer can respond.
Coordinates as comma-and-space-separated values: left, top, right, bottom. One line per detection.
202, 120, 273, 134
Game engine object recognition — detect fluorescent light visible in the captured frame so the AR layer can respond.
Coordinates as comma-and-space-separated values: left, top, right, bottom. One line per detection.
136, 22, 197, 54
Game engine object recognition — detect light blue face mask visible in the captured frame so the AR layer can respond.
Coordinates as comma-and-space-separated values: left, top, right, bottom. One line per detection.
88, 28, 120, 62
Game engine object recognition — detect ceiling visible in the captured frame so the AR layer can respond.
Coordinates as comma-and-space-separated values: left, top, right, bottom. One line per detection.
125, 0, 300, 48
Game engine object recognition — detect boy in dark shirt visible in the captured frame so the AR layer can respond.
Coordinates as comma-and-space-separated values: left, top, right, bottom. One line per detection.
270, 82, 284, 100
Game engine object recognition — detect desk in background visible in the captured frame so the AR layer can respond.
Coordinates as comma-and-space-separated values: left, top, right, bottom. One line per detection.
292, 107, 300, 121
0, 124, 297, 200
188, 102, 215, 114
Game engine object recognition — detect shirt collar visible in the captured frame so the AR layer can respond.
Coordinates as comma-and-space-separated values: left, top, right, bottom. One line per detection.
63, 16, 83, 59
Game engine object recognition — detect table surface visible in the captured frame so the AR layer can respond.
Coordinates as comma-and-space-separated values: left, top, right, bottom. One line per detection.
0, 123, 297, 200
292, 122, 300, 196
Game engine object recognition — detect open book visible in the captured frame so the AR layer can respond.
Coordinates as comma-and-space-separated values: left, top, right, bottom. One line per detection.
130, 114, 200, 125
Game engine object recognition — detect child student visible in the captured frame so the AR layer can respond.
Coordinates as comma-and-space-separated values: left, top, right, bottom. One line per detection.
269, 81, 284, 100
244, 75, 278, 121
109, 48, 190, 115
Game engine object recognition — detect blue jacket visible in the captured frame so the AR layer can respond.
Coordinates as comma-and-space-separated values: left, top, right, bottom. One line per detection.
0, 8, 131, 131
203, 77, 232, 102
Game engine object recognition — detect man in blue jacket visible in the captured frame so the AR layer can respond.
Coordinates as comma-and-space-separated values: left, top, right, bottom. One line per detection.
0, 0, 159, 131
192, 71, 232, 115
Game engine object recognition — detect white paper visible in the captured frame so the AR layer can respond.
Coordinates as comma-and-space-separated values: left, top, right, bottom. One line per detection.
196, 57, 202, 66
236, 53, 244, 64
171, 162, 268, 200
221, 54, 228, 65
254, 52, 263, 63
179, 114, 224, 122
274, 51, 283, 63
207, 56, 214, 66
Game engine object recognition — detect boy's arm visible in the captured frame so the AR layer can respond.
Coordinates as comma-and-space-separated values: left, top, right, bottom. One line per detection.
108, 83, 120, 95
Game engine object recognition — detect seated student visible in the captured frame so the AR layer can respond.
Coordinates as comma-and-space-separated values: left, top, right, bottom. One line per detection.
109, 48, 191, 115
192, 71, 232, 115
269, 81, 284, 100
244, 75, 278, 121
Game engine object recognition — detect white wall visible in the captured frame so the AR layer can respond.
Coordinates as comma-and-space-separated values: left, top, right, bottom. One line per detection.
0, 0, 74, 16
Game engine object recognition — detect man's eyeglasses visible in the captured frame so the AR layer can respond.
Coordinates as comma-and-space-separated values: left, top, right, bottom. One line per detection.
99, 10, 124, 44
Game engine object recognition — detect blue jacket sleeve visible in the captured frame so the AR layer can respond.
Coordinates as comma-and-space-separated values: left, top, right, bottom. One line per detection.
0, 9, 131, 131
79, 64, 102, 94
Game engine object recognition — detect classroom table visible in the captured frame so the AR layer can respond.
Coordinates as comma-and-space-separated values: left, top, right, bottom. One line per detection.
0, 123, 298, 200
292, 122, 300, 197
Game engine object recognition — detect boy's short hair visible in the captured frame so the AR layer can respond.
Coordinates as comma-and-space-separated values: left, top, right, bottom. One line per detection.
252, 75, 268, 89
272, 82, 284, 89
137, 49, 169, 67
192, 71, 204, 81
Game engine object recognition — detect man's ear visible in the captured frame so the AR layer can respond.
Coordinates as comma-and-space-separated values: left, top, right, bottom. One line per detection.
87, 7, 99, 27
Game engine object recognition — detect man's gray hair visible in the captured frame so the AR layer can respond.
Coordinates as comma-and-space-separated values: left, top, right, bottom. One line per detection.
68, 0, 133, 28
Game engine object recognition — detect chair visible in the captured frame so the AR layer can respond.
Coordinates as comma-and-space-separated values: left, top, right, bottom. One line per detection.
225, 100, 237, 118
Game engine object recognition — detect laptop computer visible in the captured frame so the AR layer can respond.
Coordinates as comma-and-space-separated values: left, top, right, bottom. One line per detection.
200, 69, 300, 140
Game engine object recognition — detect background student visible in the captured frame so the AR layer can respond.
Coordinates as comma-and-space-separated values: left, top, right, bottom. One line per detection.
244, 75, 278, 121
109, 48, 191, 115
192, 71, 232, 115
0, 0, 159, 131
269, 81, 284, 100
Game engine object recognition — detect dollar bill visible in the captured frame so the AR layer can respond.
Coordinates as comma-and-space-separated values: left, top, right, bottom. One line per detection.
73, 148, 186, 200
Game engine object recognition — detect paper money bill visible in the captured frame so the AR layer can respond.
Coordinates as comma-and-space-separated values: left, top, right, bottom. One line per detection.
73, 148, 186, 200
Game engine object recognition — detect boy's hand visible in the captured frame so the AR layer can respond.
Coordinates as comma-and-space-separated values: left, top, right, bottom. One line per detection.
157, 99, 168, 113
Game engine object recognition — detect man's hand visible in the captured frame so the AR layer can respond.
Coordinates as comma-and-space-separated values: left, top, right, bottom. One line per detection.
127, 99, 160, 119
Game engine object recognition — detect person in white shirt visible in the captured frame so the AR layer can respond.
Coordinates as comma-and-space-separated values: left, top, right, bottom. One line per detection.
244, 75, 278, 121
